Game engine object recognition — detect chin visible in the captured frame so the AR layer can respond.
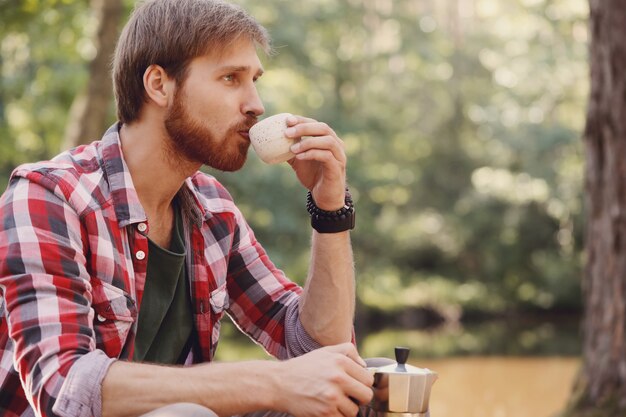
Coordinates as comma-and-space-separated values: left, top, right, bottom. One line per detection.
203, 153, 247, 172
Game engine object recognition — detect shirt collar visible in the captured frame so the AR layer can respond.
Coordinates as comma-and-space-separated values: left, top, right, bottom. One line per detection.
99, 122, 212, 228
99, 123, 147, 228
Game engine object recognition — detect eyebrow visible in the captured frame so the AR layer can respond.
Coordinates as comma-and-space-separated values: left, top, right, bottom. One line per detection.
219, 65, 265, 77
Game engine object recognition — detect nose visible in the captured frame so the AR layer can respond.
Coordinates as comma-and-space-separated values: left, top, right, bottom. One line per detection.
242, 84, 265, 118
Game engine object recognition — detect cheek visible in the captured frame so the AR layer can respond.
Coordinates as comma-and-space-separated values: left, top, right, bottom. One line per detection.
189, 90, 228, 119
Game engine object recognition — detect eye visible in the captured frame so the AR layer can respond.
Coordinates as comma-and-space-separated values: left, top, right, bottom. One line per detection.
222, 74, 235, 82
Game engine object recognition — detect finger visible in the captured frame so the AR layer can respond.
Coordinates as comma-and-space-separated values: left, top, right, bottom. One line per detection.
285, 121, 338, 141
291, 136, 346, 164
340, 361, 374, 404
345, 383, 374, 406
344, 359, 375, 387
337, 396, 361, 417
286, 114, 318, 126
294, 149, 346, 174
293, 149, 347, 183
325, 343, 367, 368
339, 371, 374, 406
340, 343, 368, 367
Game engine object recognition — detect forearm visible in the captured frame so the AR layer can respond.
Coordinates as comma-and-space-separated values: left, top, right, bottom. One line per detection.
101, 359, 281, 417
298, 230, 355, 345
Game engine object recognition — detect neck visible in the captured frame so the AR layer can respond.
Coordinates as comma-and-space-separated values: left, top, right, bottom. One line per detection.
119, 117, 201, 216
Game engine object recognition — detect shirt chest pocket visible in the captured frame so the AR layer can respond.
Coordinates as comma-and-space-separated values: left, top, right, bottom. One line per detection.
91, 281, 137, 356
209, 282, 229, 317
202, 282, 229, 360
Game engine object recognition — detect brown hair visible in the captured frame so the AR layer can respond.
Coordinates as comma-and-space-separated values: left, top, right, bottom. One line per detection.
113, 0, 271, 124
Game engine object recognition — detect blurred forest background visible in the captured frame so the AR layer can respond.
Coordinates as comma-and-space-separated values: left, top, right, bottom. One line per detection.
0, 0, 595, 415
0, 0, 588, 359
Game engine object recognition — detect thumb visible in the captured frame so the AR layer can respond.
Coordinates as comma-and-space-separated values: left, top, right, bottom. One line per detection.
327, 343, 367, 368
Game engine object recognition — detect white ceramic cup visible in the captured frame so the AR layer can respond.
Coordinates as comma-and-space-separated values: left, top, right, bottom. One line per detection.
249, 113, 297, 164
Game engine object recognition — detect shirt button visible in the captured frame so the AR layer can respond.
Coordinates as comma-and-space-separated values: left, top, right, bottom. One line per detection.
135, 250, 146, 260
97, 314, 106, 322
137, 222, 147, 232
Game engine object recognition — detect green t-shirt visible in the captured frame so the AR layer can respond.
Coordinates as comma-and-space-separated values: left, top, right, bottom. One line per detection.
133, 205, 194, 364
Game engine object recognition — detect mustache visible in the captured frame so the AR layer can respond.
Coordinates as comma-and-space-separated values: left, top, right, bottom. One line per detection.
234, 116, 258, 132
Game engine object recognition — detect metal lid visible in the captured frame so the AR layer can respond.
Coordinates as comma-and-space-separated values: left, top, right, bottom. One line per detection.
373, 347, 437, 376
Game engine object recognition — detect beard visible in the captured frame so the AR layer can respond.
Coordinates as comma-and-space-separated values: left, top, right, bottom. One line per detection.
164, 87, 255, 172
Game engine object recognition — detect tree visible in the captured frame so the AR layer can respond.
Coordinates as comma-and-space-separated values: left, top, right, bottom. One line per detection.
566, 0, 626, 416
62, 0, 123, 149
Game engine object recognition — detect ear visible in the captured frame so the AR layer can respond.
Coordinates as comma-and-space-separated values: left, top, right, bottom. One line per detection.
143, 64, 175, 108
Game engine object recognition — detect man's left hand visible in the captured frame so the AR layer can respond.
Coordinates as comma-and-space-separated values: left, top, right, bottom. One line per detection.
286, 115, 347, 211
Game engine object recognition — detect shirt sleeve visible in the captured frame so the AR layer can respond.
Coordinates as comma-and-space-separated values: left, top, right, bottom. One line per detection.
0, 174, 113, 417
224, 205, 322, 360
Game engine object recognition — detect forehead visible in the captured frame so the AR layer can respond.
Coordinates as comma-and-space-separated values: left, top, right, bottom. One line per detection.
189, 37, 264, 74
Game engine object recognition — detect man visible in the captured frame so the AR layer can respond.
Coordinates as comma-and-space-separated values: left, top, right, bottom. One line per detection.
0, 1, 373, 416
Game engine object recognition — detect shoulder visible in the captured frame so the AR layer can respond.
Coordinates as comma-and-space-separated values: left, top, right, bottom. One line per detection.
5, 142, 107, 215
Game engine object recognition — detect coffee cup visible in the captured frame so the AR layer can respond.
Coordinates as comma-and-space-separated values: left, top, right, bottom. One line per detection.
249, 113, 298, 164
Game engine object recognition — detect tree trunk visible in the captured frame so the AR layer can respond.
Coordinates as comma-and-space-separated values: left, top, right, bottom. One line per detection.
565, 1, 626, 416
62, 0, 123, 149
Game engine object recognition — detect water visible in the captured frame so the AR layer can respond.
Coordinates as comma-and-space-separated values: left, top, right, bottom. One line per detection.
419, 356, 578, 417
357, 318, 580, 417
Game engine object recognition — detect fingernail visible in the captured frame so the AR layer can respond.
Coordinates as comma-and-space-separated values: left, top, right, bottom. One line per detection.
290, 143, 300, 152
285, 127, 296, 137
287, 115, 297, 124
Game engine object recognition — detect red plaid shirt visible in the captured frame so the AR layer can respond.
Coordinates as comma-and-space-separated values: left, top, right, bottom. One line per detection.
0, 124, 321, 417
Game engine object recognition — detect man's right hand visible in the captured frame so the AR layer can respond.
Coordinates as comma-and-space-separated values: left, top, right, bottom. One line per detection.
101, 343, 373, 417
272, 343, 374, 417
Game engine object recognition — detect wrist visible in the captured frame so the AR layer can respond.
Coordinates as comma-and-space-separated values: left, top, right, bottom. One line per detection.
265, 360, 288, 412
312, 195, 347, 212
306, 188, 355, 234
241, 360, 283, 412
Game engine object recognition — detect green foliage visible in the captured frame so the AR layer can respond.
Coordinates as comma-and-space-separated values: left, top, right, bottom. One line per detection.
0, 0, 587, 321
360, 317, 580, 358
215, 314, 580, 360
228, 0, 587, 316
1, 0, 90, 184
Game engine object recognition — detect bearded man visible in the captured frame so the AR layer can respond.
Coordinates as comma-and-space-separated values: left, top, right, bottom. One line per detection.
0, 1, 372, 416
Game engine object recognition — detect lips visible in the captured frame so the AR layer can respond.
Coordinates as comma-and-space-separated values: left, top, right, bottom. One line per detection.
235, 118, 256, 141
